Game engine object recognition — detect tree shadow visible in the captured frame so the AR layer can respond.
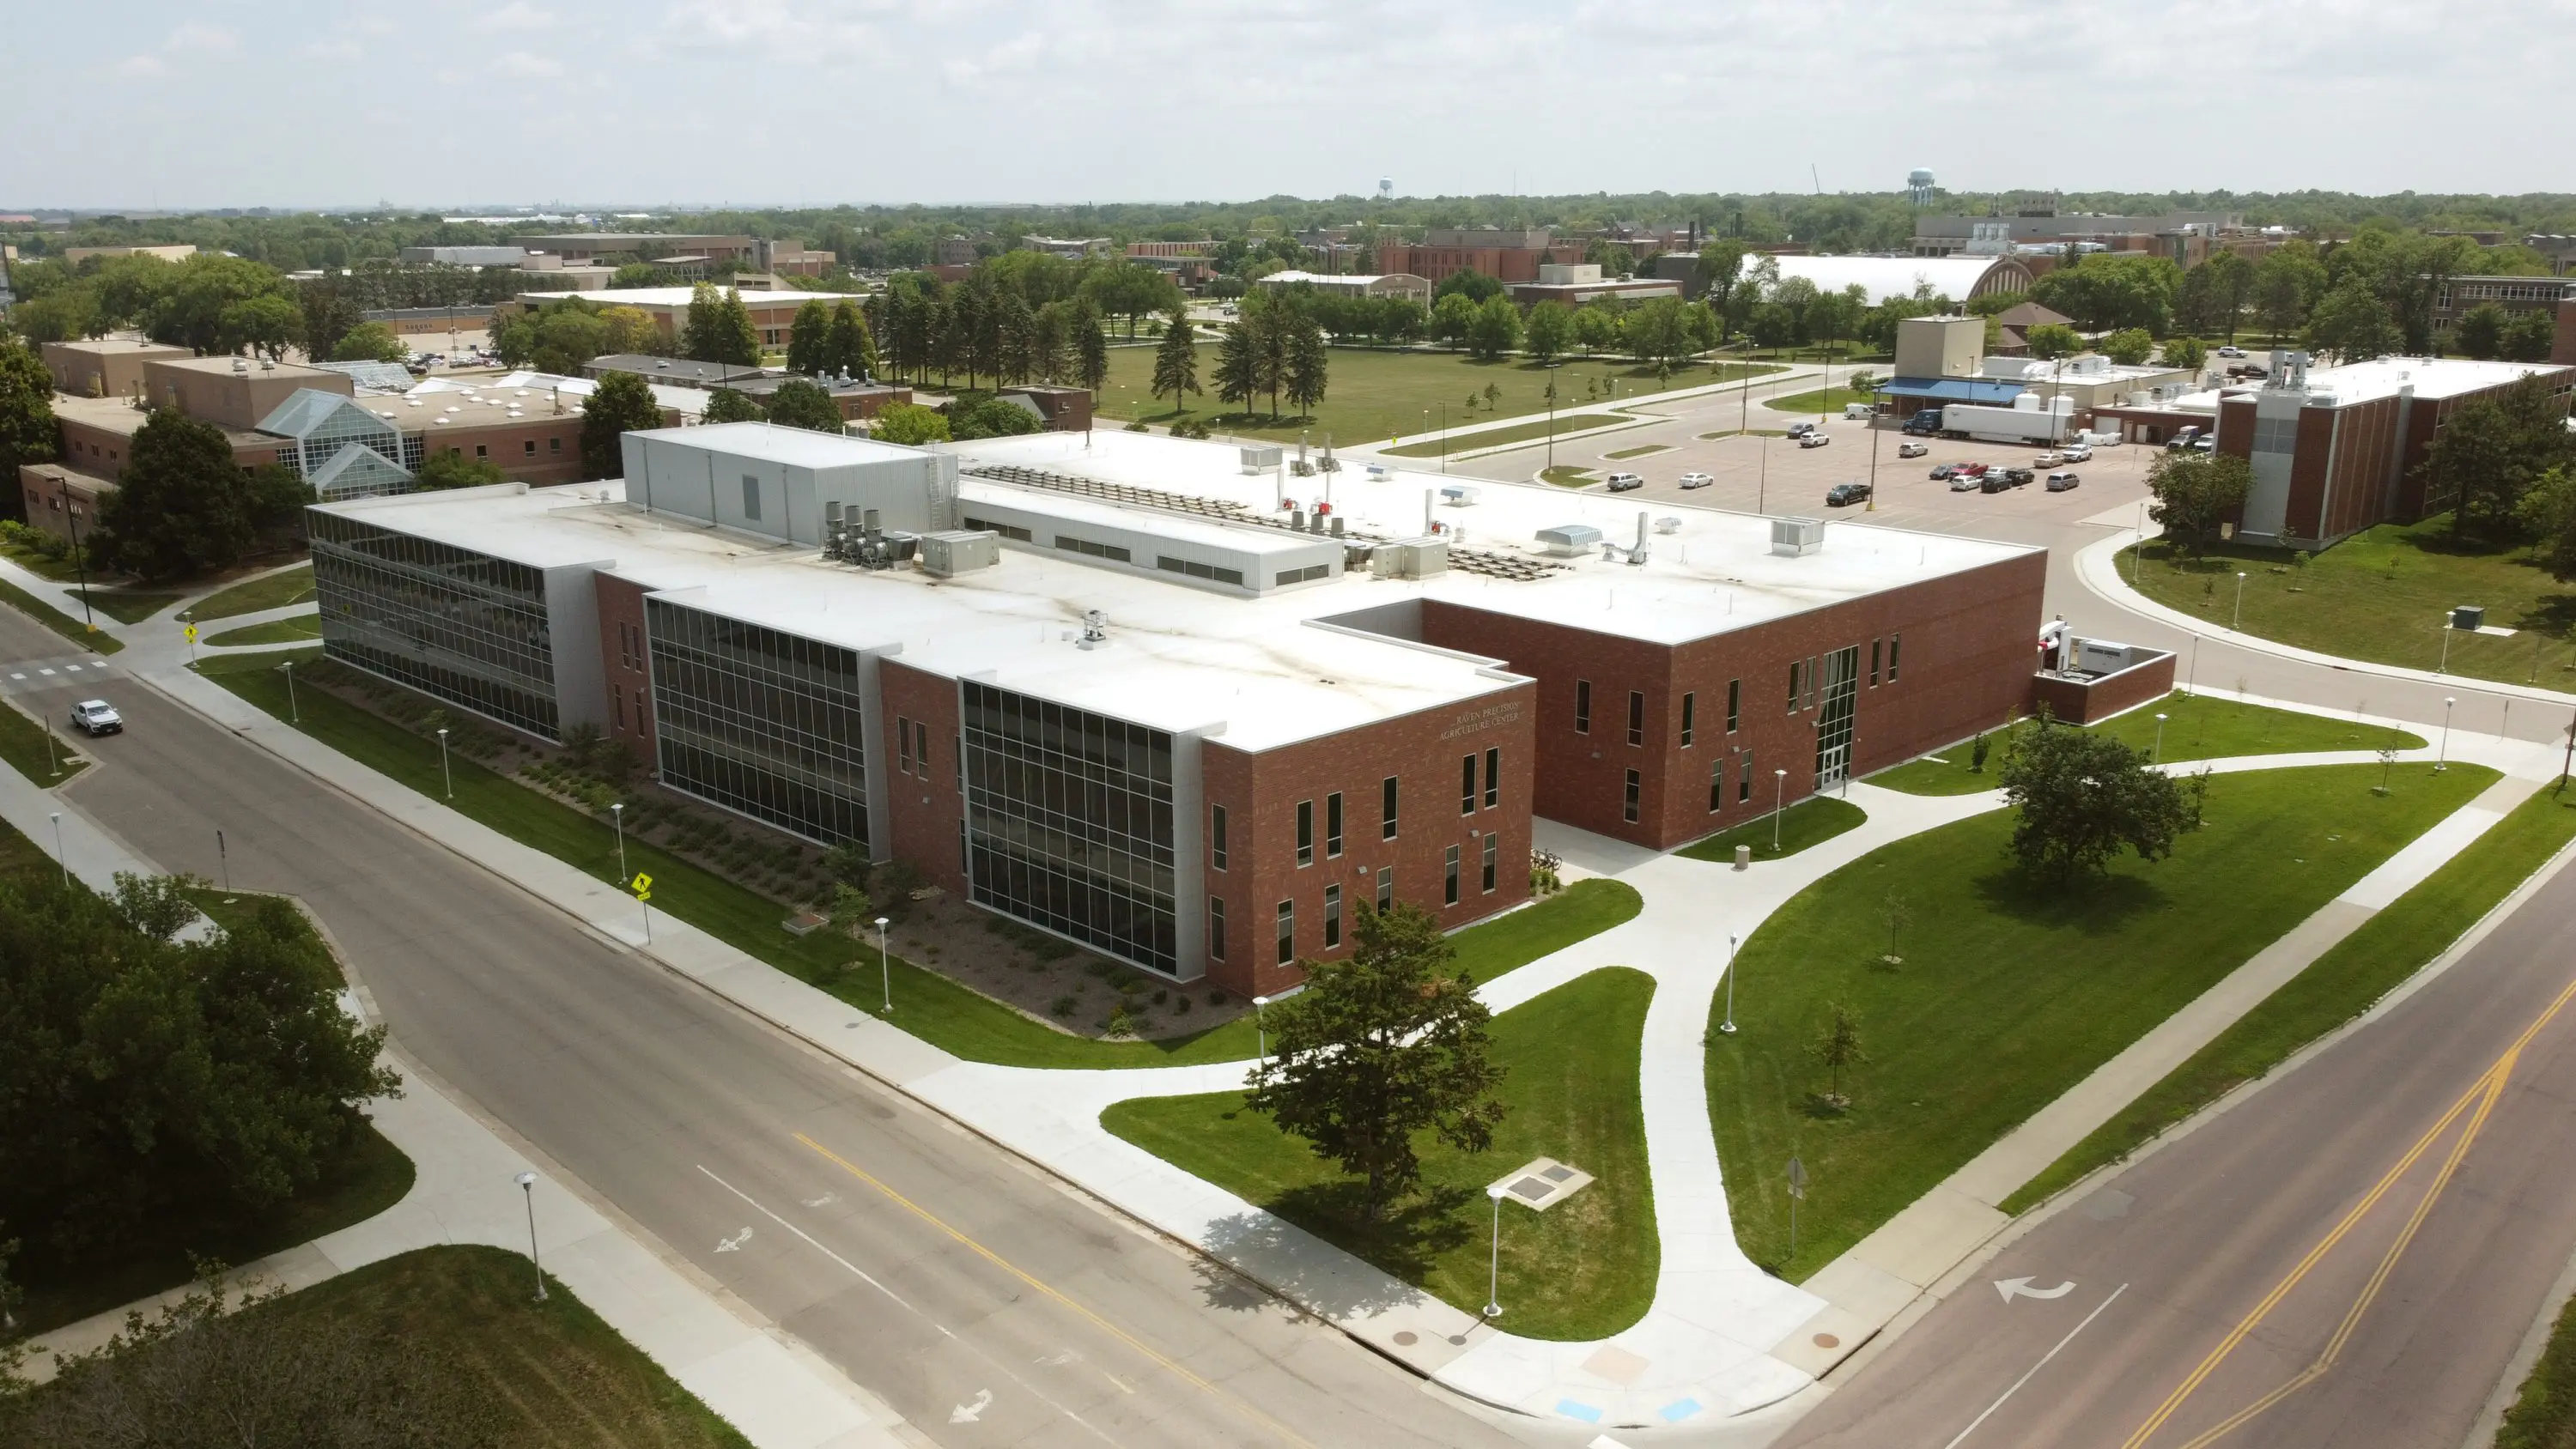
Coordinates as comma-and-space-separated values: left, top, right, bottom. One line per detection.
1968, 864, 2169, 937
1192, 1182, 1475, 1319
2506, 591, 2576, 639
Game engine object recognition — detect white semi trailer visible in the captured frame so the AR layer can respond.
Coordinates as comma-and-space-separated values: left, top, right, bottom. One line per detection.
1934, 392, 2077, 446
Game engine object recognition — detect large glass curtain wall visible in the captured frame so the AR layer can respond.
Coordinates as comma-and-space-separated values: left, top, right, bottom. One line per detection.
962, 682, 1177, 973
646, 599, 870, 846
309, 512, 561, 737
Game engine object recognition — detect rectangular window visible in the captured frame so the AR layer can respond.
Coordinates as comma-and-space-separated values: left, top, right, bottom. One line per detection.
1788, 661, 1802, 713
1680, 692, 1696, 748
1444, 846, 1461, 906
1461, 755, 1478, 815
1888, 634, 1902, 682
1274, 562, 1330, 585
1326, 792, 1344, 857
1382, 775, 1400, 840
550, 436, 562, 454
475, 444, 489, 458
1376, 865, 1394, 912
615, 683, 627, 729
1710, 759, 1724, 811
1209, 896, 1226, 961
1055, 534, 1133, 563
741, 474, 762, 520
1157, 555, 1246, 586
523, 440, 537, 458
1211, 804, 1228, 870
1727, 678, 1741, 733
1740, 751, 1754, 803
897, 715, 914, 773
1481, 834, 1498, 893
914, 720, 931, 776
1276, 900, 1295, 965
1483, 748, 1499, 809
1627, 690, 1645, 747
1623, 768, 1642, 823
1870, 638, 1883, 687
1575, 679, 1592, 733
1324, 885, 1343, 949
1297, 799, 1315, 867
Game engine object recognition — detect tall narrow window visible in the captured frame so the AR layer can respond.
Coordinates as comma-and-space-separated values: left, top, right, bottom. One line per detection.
1483, 748, 1499, 809
1324, 885, 1343, 949
1481, 834, 1498, 893
1574, 680, 1592, 734
1727, 678, 1741, 733
1209, 896, 1227, 961
914, 720, 931, 775
1297, 800, 1315, 866
1623, 768, 1642, 823
1211, 804, 1229, 870
1680, 692, 1696, 748
1739, 751, 1754, 803
897, 715, 914, 773
1461, 755, 1477, 815
615, 683, 627, 730
741, 474, 762, 520
1710, 759, 1724, 811
1870, 638, 1883, 687
1888, 633, 1902, 682
1444, 846, 1461, 906
1788, 661, 1802, 713
1376, 865, 1394, 912
1627, 690, 1645, 747
1326, 792, 1344, 857
1382, 775, 1400, 840
1275, 900, 1295, 965
1805, 657, 1820, 711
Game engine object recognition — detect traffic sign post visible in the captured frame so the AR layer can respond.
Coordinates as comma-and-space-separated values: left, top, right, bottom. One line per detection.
183, 621, 197, 663
630, 871, 653, 943
1787, 1156, 1808, 1258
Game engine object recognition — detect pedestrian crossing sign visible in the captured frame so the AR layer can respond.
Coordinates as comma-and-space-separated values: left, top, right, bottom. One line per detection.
630, 872, 653, 900
183, 623, 197, 643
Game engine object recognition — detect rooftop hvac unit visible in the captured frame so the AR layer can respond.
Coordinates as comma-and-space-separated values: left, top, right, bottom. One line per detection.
1369, 537, 1449, 580
1652, 516, 1682, 535
1534, 524, 1604, 557
1770, 517, 1825, 557
920, 529, 1000, 578
1240, 445, 1284, 475
1439, 484, 1480, 506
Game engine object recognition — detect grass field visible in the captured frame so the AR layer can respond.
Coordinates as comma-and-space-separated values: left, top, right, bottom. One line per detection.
189, 563, 317, 621
2500, 1260, 2576, 1449
1382, 413, 1627, 458
14, 1246, 750, 1447
1095, 343, 1780, 445
1678, 795, 1866, 863
206, 615, 322, 646
1103, 967, 1658, 1341
0, 576, 124, 653
198, 657, 1639, 1069
1604, 443, 1671, 460
2120, 518, 2576, 690
0, 537, 89, 581
72, 588, 182, 624
2005, 782, 2576, 1211
1763, 387, 1877, 416
0, 696, 84, 785
1705, 761, 2495, 1280
1540, 466, 1597, 488
1868, 693, 2429, 796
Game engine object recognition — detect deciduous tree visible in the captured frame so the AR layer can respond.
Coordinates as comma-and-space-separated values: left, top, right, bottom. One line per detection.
2304, 279, 2403, 364
766, 378, 848, 433
786, 299, 833, 374
2145, 451, 2253, 557
2160, 336, 2208, 373
2000, 717, 2196, 883
1464, 294, 1522, 361
872, 402, 951, 445
2100, 328, 2156, 366
701, 386, 765, 424
2500, 307, 2557, 363
578, 369, 662, 481
328, 321, 407, 363
94, 410, 252, 580
2420, 373, 2576, 543
1522, 300, 1573, 365
413, 451, 505, 489
0, 336, 59, 488
2453, 301, 2508, 360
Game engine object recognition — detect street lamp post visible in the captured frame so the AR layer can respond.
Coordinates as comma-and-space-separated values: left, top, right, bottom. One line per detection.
1545, 362, 1560, 472
2438, 696, 2455, 773
1253, 994, 1270, 1060
611, 803, 627, 882
875, 916, 892, 1013
1771, 768, 1789, 852
45, 721, 58, 778
515, 1171, 547, 1301
1718, 933, 1739, 1034
2439, 615, 2455, 674
282, 658, 299, 724
49, 810, 67, 888
2232, 571, 2248, 632
2152, 712, 2169, 765
60, 478, 95, 633
436, 727, 453, 799
1483, 1184, 1506, 1319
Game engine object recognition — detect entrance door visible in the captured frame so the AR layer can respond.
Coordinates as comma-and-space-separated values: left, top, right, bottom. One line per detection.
1814, 646, 1859, 788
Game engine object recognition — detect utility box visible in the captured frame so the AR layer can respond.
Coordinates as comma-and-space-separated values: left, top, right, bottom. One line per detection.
920, 529, 999, 578
1240, 445, 1283, 475
1368, 538, 1449, 580
2451, 604, 2485, 631
1770, 517, 1826, 557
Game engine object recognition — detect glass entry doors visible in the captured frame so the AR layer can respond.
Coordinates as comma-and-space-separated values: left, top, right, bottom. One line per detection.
1814, 646, 1859, 789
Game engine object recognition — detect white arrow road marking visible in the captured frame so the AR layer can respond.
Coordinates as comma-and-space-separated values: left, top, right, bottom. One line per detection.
715, 1226, 754, 1252
1994, 1276, 2077, 1304
1943, 1284, 2129, 1448
949, 1389, 993, 1424
1036, 1351, 1080, 1367
801, 1192, 836, 1208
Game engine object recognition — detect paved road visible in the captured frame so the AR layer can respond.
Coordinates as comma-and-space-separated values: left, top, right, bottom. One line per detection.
1777, 828, 2576, 1449
0, 614, 1533, 1449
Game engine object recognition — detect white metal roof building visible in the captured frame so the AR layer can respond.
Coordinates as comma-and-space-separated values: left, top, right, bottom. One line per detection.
1766, 254, 2034, 306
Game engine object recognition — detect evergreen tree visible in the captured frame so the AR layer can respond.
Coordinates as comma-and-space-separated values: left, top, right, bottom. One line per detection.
701, 387, 766, 424
1030, 300, 1073, 383
766, 378, 849, 433
1214, 319, 1261, 415
1151, 311, 1201, 412
714, 287, 762, 367
994, 288, 1037, 385
580, 370, 664, 480
786, 299, 832, 373
679, 282, 725, 362
95, 410, 252, 582
824, 299, 878, 379
1073, 300, 1110, 393
1284, 312, 1329, 418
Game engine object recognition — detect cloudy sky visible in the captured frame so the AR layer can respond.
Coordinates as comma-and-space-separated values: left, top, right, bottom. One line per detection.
18, 0, 2574, 209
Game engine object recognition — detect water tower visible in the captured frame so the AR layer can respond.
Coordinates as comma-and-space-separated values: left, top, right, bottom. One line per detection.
1377, 176, 1394, 202
1907, 167, 1935, 206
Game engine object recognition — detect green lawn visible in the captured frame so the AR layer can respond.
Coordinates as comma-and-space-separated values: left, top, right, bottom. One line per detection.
199, 658, 1638, 1069
2005, 782, 2576, 1212
0, 696, 83, 785
206, 615, 321, 647
2121, 518, 2576, 690
0, 576, 124, 653
12, 1246, 749, 1447
72, 588, 182, 625
1678, 795, 1867, 863
0, 814, 57, 886
1604, 443, 1671, 461
188, 563, 317, 621
1103, 967, 1658, 1341
1540, 466, 1597, 488
1381, 413, 1627, 458
2500, 1263, 2576, 1449
1095, 343, 1777, 445
1868, 692, 2428, 797
0, 537, 91, 581
1763, 387, 1877, 415
1705, 762, 2495, 1280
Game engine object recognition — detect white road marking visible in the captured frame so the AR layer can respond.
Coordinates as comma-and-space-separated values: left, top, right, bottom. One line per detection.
696, 1165, 911, 1310
802, 1192, 836, 1208
64, 664, 81, 670
949, 1388, 993, 1423
8, 673, 22, 680
715, 1226, 754, 1252
1995, 1276, 2078, 1304
1941, 1283, 2129, 1449
38, 669, 55, 676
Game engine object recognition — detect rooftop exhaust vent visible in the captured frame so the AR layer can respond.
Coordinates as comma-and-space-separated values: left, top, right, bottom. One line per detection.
1770, 517, 1825, 557
1535, 524, 1603, 557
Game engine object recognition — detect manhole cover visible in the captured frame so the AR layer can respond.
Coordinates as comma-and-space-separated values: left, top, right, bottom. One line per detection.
1813, 1333, 1841, 1349
1393, 1331, 1418, 1346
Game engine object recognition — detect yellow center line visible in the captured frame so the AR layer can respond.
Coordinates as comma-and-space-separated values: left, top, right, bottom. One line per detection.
2123, 972, 2576, 1449
794, 1131, 1320, 1449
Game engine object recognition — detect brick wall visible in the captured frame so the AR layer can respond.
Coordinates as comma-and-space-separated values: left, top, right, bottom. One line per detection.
877, 658, 968, 892
2029, 652, 2176, 724
592, 573, 657, 758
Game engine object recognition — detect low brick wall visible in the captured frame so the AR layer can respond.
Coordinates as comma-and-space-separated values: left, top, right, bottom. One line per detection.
2027, 651, 2176, 725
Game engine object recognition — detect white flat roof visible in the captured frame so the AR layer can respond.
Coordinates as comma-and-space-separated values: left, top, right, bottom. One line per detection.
630, 420, 923, 467
2299, 356, 2568, 405
516, 287, 866, 308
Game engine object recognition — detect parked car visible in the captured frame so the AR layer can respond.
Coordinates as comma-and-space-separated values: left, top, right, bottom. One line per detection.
1978, 473, 2013, 494
1606, 472, 1645, 492
1949, 471, 1983, 492
1677, 471, 1714, 490
1797, 433, 1832, 450
2191, 435, 2215, 452
1929, 462, 1960, 480
2240, 363, 2268, 379
1898, 440, 1929, 458
69, 700, 122, 737
1825, 482, 1873, 507
2002, 467, 2035, 488
2166, 425, 2204, 451
2217, 345, 2245, 358
2045, 470, 2082, 491
2033, 451, 2063, 467
1955, 462, 1990, 476
1843, 402, 1877, 420
2060, 443, 2093, 463
1785, 421, 1818, 439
